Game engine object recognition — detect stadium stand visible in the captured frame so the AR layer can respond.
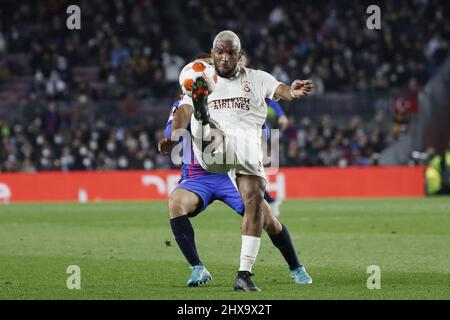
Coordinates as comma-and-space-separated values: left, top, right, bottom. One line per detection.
0, 0, 449, 173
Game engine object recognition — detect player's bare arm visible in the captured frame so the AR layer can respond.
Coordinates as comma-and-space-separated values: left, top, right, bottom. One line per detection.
274, 80, 313, 101
172, 104, 193, 132
158, 104, 193, 155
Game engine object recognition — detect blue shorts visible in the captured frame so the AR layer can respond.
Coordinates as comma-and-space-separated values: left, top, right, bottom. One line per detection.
174, 174, 245, 217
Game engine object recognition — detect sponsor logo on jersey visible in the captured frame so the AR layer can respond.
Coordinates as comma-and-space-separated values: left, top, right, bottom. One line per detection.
211, 97, 250, 111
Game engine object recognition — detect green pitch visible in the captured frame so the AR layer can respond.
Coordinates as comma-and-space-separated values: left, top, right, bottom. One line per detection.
0, 198, 449, 300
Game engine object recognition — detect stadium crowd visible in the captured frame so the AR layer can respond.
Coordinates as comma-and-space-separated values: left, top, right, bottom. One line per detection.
0, 102, 389, 172
0, 0, 449, 173
0, 0, 448, 101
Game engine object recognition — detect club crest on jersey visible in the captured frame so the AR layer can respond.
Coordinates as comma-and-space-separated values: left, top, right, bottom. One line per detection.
242, 81, 251, 93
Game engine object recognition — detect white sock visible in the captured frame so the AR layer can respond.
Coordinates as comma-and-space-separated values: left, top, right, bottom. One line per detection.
239, 235, 261, 272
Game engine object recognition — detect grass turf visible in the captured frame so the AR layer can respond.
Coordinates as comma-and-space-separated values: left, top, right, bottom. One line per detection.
0, 198, 449, 300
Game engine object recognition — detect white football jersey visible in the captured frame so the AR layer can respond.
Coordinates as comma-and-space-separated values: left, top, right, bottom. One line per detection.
180, 66, 282, 139
180, 66, 283, 179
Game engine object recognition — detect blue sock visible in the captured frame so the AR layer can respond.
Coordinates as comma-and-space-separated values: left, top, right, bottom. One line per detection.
170, 215, 201, 267
268, 224, 301, 270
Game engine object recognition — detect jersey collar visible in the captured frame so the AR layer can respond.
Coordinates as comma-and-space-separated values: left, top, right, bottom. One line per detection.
228, 65, 242, 79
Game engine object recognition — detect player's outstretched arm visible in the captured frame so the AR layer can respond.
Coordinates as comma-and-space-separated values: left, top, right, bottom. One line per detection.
274, 80, 313, 101
158, 104, 193, 155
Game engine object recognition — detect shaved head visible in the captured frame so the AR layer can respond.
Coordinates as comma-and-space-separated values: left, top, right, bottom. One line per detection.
211, 30, 242, 78
213, 30, 241, 52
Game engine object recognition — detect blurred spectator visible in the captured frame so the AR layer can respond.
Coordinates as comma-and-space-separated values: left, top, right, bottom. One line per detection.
161, 40, 185, 84
392, 97, 412, 139
121, 93, 139, 116
425, 147, 443, 195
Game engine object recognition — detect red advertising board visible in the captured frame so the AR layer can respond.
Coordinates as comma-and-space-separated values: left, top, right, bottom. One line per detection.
0, 167, 425, 203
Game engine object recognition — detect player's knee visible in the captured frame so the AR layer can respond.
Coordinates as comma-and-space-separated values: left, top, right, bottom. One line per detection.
168, 195, 187, 219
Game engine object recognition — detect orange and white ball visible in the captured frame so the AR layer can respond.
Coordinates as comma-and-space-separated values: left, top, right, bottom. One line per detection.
179, 61, 218, 97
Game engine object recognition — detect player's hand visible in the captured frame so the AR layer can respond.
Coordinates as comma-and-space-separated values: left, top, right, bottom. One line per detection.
278, 115, 289, 131
290, 80, 313, 98
158, 138, 177, 156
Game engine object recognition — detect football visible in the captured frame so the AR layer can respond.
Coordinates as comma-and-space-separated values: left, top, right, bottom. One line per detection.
179, 61, 218, 97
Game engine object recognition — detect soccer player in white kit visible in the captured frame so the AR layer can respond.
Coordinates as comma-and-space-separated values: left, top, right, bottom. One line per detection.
180, 30, 312, 291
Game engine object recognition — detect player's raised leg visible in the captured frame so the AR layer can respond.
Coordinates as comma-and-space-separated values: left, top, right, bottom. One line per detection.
168, 188, 212, 287
190, 77, 228, 173
262, 201, 312, 284
232, 175, 265, 292
190, 77, 212, 144
192, 77, 210, 126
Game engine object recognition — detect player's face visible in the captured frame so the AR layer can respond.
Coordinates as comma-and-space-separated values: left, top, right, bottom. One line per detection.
211, 40, 241, 78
